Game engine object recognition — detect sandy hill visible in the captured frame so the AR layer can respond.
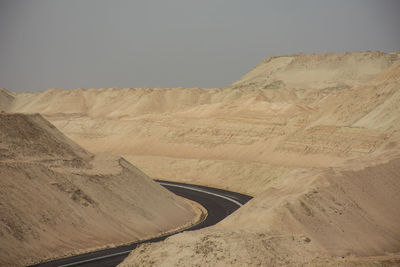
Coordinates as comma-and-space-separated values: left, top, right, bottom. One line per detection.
229, 51, 400, 91
0, 113, 91, 164
121, 153, 400, 266
0, 88, 14, 111
0, 113, 200, 267
10, 87, 223, 117
313, 61, 400, 129
3, 51, 400, 266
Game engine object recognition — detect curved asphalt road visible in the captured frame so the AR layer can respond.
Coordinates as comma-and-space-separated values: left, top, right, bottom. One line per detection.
29, 180, 252, 267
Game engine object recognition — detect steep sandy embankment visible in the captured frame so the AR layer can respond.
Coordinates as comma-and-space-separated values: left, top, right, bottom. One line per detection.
120, 155, 400, 266
3, 51, 400, 265
0, 113, 200, 267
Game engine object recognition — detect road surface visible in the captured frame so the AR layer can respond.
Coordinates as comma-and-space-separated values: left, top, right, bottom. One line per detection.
29, 180, 252, 267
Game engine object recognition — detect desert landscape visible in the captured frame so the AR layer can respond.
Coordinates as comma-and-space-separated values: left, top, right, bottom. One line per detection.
1, 51, 400, 266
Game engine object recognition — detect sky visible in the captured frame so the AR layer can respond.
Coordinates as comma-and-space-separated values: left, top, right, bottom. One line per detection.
0, 0, 399, 92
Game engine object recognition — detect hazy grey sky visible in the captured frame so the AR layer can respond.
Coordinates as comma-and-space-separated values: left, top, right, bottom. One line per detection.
1, 0, 399, 92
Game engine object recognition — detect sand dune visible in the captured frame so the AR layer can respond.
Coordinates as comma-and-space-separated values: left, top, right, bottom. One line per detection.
0, 113, 200, 266
3, 51, 400, 266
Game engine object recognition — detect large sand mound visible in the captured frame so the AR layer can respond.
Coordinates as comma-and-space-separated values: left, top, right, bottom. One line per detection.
0, 113, 200, 266
229, 51, 400, 91
0, 113, 91, 163
120, 151, 400, 266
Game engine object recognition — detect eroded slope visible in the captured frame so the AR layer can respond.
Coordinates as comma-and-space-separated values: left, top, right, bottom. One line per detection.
0, 113, 200, 266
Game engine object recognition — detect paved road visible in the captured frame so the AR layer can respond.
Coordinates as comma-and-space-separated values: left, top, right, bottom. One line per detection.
29, 180, 252, 267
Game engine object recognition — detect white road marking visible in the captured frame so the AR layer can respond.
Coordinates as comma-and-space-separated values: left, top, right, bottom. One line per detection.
59, 250, 132, 267
158, 182, 243, 207
56, 182, 244, 267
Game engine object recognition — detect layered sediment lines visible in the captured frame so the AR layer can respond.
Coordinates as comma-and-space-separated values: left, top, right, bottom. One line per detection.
2, 52, 399, 193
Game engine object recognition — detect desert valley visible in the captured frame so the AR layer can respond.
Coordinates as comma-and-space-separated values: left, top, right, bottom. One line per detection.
1, 51, 400, 266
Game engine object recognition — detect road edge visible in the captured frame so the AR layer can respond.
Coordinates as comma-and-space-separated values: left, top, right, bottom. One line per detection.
27, 184, 208, 267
